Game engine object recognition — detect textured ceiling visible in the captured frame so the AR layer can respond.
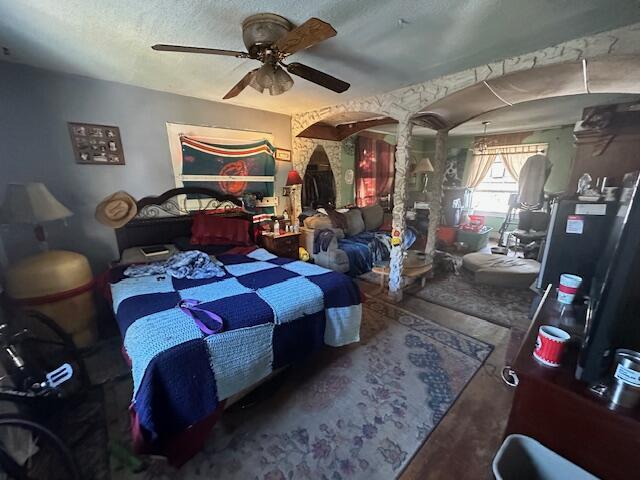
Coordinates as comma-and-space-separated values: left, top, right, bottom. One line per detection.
448, 93, 640, 136
1, 1, 640, 114
369, 93, 640, 137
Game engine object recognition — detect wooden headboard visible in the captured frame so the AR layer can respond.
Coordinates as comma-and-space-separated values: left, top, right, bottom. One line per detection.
115, 187, 255, 253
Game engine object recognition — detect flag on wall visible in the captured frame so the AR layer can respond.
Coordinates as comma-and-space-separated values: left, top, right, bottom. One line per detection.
180, 136, 275, 196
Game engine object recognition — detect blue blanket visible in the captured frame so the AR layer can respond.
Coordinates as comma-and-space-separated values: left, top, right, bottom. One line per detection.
110, 248, 362, 441
339, 231, 392, 276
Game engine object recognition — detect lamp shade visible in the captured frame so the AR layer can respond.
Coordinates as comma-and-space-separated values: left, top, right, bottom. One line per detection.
0, 183, 72, 224
286, 170, 303, 186
413, 157, 434, 174
250, 64, 294, 96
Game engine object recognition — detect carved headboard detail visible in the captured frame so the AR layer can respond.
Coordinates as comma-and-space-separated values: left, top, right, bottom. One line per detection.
115, 187, 255, 253
134, 187, 244, 219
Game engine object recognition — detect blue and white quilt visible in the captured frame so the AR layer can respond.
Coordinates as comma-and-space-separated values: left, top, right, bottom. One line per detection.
110, 248, 362, 441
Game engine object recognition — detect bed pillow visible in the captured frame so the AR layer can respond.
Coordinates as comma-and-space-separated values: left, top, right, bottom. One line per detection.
191, 213, 252, 246
343, 209, 365, 237
361, 204, 384, 231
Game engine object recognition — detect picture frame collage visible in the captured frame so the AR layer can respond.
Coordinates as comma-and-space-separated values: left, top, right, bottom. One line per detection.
68, 122, 125, 165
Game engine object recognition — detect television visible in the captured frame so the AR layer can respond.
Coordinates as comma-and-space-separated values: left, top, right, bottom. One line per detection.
575, 171, 640, 383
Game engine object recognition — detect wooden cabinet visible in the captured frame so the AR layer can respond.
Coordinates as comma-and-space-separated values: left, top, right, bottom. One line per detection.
568, 102, 640, 193
260, 232, 300, 259
504, 289, 640, 479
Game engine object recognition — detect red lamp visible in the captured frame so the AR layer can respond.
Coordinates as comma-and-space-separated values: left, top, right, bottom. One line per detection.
284, 169, 303, 219
286, 170, 303, 186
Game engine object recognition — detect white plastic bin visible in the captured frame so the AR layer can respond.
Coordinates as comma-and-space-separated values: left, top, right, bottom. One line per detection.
492, 434, 599, 480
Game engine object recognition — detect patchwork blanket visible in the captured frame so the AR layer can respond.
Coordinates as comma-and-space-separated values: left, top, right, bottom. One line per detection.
110, 248, 362, 441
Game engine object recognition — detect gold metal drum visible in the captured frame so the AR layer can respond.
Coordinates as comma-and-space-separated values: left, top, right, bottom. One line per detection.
6, 250, 97, 348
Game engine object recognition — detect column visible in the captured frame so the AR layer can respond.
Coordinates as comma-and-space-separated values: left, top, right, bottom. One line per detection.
425, 129, 448, 255
388, 119, 413, 300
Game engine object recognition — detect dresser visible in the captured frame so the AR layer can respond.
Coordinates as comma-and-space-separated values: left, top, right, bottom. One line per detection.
260, 232, 301, 259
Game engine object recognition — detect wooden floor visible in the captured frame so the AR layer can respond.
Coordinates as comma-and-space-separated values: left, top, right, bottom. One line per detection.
357, 280, 519, 480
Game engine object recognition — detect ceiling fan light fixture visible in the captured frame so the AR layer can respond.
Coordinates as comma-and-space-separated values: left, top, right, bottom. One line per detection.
251, 64, 293, 96
270, 66, 294, 95
249, 73, 265, 94
255, 63, 276, 89
154, 14, 348, 99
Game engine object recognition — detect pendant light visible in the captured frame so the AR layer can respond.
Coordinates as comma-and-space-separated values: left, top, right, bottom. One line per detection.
474, 121, 491, 153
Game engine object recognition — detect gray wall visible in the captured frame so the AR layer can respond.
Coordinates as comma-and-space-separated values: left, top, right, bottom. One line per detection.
0, 62, 291, 273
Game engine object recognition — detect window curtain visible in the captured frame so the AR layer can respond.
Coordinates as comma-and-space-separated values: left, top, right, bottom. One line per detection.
464, 152, 497, 188
355, 136, 395, 207
464, 143, 548, 187
498, 144, 547, 181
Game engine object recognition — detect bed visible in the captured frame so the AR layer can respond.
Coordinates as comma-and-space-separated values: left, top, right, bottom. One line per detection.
109, 188, 362, 464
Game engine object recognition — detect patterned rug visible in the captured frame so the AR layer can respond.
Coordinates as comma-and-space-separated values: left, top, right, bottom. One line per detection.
109, 299, 492, 480
407, 267, 535, 331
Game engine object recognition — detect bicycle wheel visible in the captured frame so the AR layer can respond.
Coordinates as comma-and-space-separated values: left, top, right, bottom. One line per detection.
10, 310, 90, 400
0, 415, 80, 480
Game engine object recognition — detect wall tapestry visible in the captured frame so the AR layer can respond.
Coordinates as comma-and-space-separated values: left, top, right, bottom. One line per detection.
68, 122, 125, 165
165, 123, 277, 216
180, 136, 276, 197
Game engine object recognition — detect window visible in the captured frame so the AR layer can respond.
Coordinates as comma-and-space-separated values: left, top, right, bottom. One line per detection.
471, 155, 517, 214
470, 143, 548, 214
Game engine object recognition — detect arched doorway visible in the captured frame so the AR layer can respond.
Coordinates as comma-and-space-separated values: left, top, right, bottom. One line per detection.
301, 145, 336, 210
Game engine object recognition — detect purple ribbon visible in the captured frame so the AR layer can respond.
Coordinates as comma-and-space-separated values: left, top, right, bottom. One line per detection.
178, 299, 223, 335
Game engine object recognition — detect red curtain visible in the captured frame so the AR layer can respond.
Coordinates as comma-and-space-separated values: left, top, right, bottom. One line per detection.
355, 136, 395, 207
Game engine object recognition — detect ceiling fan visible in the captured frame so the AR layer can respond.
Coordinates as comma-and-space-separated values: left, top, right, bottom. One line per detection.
152, 13, 350, 99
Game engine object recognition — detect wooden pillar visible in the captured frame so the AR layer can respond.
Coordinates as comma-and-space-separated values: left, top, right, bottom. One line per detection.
388, 120, 413, 300
425, 129, 448, 255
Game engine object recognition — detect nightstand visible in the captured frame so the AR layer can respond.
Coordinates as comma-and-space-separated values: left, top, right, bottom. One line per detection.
260, 232, 301, 259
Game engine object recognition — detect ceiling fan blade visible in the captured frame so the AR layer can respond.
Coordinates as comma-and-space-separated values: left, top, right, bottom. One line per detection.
223, 69, 258, 99
286, 62, 350, 93
152, 44, 248, 58
275, 18, 336, 55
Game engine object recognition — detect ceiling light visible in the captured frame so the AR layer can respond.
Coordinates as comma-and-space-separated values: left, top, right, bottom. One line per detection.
474, 121, 491, 153
270, 67, 294, 95
250, 64, 293, 96
254, 63, 275, 89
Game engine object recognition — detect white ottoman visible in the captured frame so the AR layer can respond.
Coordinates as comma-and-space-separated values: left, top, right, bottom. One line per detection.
462, 253, 540, 289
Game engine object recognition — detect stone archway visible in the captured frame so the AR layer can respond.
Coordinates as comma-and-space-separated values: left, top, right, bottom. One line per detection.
291, 137, 342, 216
300, 144, 337, 209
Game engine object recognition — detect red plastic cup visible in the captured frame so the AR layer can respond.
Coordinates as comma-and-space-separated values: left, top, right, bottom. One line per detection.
533, 325, 570, 367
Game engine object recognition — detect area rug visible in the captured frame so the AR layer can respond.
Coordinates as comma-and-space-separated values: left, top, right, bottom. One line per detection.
407, 267, 535, 330
109, 299, 492, 480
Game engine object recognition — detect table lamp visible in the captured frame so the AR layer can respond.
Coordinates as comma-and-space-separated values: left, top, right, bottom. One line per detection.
0, 182, 73, 250
413, 157, 434, 193
283, 169, 303, 219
